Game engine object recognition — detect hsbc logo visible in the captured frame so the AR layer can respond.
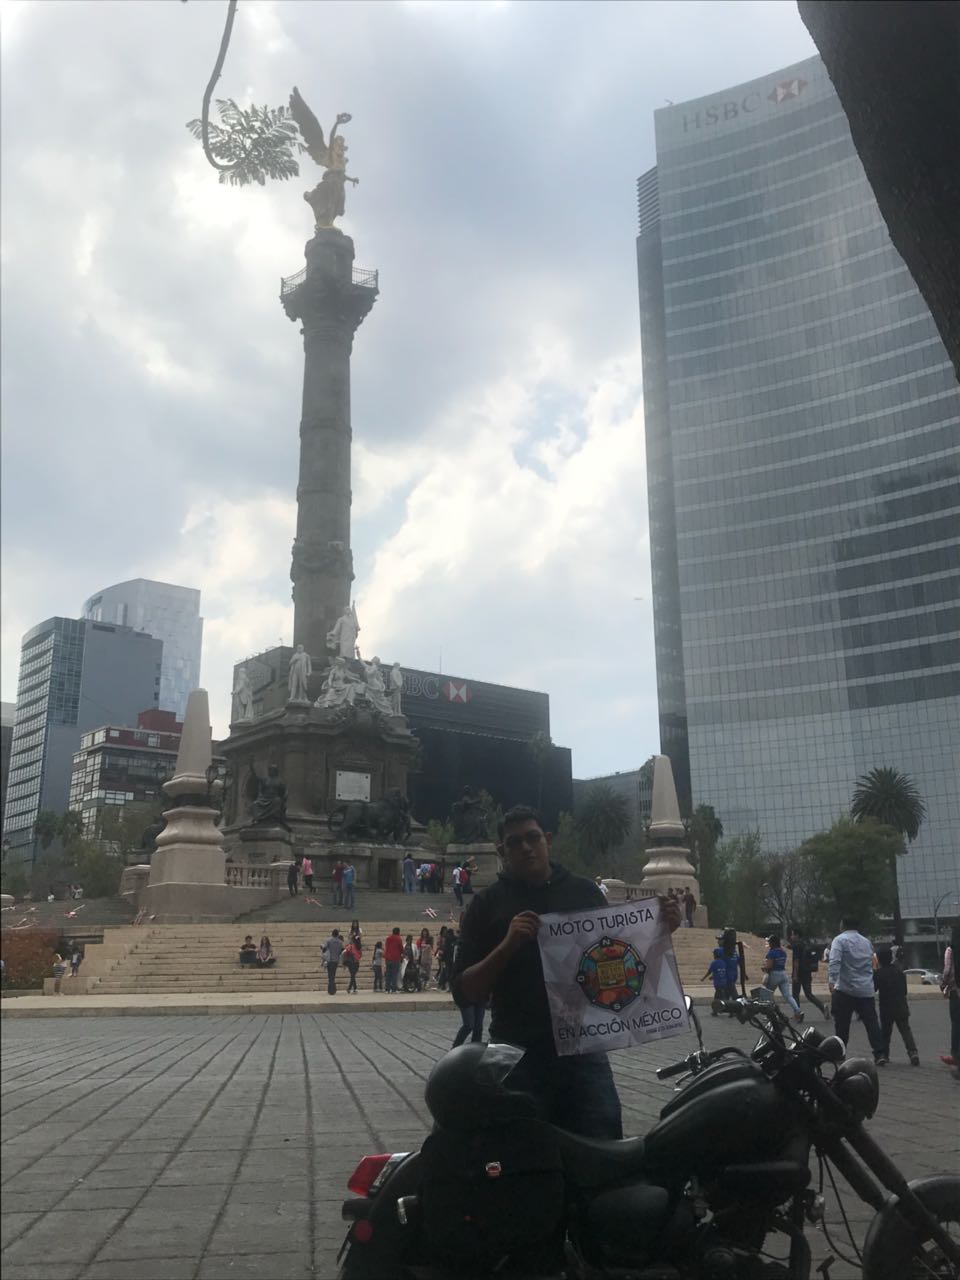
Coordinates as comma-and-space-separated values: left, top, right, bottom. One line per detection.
682, 77, 807, 132
769, 78, 808, 104
442, 680, 472, 704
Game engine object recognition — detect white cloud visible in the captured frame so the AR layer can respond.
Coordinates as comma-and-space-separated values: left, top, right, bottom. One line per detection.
0, 0, 816, 776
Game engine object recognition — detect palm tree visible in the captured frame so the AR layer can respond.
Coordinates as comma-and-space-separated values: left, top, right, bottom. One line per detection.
576, 784, 632, 870
850, 766, 926, 945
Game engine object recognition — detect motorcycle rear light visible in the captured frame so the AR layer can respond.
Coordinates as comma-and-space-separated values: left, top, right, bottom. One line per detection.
348, 1153, 394, 1196
352, 1219, 374, 1244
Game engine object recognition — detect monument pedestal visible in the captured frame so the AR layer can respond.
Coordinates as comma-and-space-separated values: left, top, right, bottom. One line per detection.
235, 825, 293, 866
221, 697, 420, 859
449, 842, 500, 890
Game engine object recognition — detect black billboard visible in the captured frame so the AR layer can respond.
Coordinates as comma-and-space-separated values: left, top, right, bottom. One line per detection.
401, 667, 550, 740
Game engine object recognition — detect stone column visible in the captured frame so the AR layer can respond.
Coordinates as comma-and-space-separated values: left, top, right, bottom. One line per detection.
639, 754, 699, 897
282, 228, 378, 660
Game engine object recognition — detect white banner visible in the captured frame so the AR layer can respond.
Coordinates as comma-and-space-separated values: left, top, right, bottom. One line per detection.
537, 902, 688, 1056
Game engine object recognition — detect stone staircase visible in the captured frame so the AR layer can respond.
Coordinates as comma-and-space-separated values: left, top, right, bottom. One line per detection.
80, 923, 773, 997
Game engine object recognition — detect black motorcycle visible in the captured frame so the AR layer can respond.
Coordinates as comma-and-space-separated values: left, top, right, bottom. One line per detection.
337, 998, 960, 1278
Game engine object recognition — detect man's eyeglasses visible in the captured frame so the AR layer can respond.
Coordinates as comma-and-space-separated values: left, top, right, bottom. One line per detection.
503, 830, 545, 851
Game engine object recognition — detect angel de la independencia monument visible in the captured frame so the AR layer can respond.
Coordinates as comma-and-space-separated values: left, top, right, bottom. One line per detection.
133, 88, 697, 920
213, 91, 424, 894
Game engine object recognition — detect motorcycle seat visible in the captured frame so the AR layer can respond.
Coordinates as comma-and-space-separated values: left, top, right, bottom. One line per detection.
554, 1129, 648, 1190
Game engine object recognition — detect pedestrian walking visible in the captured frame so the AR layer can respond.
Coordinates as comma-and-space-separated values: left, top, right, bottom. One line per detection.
402, 934, 420, 991
682, 888, 697, 928
372, 940, 384, 991
939, 922, 959, 1069
702, 947, 729, 1016
435, 927, 449, 989
69, 943, 83, 978
788, 926, 829, 1019
403, 853, 416, 894
874, 947, 919, 1064
452, 864, 464, 907
720, 941, 740, 1001
52, 953, 67, 994
301, 855, 314, 893
348, 919, 362, 952
332, 860, 344, 907
342, 940, 361, 994
828, 916, 886, 1064
419, 933, 435, 988
343, 862, 356, 910
763, 935, 803, 1021
322, 929, 344, 995
287, 859, 299, 897
384, 927, 403, 993
448, 925, 485, 1046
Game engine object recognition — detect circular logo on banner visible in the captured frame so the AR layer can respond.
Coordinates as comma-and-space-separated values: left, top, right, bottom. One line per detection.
576, 936, 646, 1012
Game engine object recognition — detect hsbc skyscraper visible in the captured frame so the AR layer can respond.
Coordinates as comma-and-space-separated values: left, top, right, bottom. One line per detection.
637, 55, 959, 931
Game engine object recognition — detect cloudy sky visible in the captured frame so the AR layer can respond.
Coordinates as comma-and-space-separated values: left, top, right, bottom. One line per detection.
0, 0, 815, 774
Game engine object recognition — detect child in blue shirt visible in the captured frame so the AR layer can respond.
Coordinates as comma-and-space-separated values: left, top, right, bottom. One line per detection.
703, 948, 728, 1016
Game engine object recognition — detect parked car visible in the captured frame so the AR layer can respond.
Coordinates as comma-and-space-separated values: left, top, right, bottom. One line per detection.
902, 967, 942, 986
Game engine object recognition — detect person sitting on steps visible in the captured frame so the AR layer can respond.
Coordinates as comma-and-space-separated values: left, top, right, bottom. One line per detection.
239, 935, 258, 966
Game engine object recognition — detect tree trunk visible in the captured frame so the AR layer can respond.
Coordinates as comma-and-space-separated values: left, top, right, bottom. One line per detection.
891, 849, 905, 946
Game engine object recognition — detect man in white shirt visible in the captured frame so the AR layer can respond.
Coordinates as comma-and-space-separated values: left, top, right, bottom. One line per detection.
828, 916, 886, 1065
452, 864, 463, 906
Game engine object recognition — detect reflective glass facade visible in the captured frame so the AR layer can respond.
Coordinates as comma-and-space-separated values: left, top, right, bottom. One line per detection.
2, 619, 163, 859
638, 56, 960, 919
83, 580, 203, 722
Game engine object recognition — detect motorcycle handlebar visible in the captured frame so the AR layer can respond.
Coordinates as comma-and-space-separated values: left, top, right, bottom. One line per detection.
656, 1056, 695, 1080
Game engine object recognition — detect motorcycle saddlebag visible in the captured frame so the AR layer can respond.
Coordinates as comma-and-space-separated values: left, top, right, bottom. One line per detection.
420, 1118, 565, 1269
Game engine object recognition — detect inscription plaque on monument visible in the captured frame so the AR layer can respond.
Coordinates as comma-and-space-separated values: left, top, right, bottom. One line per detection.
336, 770, 371, 802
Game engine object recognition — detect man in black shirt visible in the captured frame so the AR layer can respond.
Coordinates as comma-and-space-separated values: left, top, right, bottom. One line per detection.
452, 805, 681, 1139
788, 926, 829, 1020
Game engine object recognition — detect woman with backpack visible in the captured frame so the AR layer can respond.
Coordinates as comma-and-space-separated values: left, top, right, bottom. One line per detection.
763, 934, 804, 1021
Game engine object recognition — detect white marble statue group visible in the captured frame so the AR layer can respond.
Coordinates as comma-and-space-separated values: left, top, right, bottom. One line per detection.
287, 603, 403, 716
233, 603, 403, 721
317, 654, 402, 716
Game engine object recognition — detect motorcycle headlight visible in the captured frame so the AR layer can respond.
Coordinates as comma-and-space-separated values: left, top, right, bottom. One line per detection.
832, 1056, 879, 1119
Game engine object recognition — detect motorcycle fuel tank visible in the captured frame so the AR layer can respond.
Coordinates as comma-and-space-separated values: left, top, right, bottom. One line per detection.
644, 1062, 790, 1180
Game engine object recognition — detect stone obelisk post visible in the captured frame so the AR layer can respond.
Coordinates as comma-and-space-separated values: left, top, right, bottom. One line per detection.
281, 228, 378, 659
639, 754, 701, 912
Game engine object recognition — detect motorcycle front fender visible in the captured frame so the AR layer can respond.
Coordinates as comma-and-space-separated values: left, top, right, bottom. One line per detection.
337, 1151, 424, 1280
860, 1175, 960, 1280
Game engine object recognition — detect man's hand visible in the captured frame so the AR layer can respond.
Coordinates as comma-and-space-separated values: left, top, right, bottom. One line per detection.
829, 983, 836, 994
659, 896, 682, 934
503, 910, 541, 954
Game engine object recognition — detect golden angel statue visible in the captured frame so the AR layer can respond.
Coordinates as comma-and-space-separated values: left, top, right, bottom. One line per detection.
289, 87, 358, 230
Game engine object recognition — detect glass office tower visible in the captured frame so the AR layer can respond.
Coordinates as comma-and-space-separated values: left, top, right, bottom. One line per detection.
82, 580, 202, 722
637, 55, 960, 921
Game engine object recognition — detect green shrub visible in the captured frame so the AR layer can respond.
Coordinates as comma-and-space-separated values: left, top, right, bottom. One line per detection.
1, 928, 62, 989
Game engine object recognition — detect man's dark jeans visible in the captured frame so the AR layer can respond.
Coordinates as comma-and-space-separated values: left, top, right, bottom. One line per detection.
326, 962, 339, 995
452, 1003, 485, 1047
880, 1007, 917, 1059
792, 972, 828, 1017
385, 960, 400, 993
832, 989, 884, 1059
508, 1048, 623, 1140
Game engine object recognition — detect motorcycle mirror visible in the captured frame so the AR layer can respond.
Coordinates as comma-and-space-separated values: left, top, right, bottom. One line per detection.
684, 995, 693, 1012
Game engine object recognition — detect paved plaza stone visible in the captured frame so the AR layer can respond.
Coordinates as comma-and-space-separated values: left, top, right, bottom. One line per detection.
2, 1002, 957, 1280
